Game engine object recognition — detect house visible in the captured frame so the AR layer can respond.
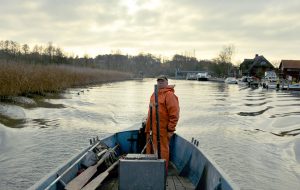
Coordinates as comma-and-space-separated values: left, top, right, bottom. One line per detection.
279, 60, 300, 81
239, 54, 274, 78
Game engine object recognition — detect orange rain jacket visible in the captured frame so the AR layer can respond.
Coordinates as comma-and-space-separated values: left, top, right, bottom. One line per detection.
145, 85, 180, 169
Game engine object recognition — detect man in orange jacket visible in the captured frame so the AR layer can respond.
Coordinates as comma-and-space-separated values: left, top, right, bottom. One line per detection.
145, 75, 180, 170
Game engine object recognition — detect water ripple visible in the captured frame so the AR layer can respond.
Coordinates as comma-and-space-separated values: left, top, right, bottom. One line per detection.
237, 106, 273, 116
271, 128, 300, 137
270, 112, 300, 118
244, 101, 270, 106
244, 97, 267, 101
246, 128, 300, 137
30, 119, 60, 128
275, 104, 300, 107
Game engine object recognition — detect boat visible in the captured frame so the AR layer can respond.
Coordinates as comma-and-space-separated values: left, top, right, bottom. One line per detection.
186, 73, 198, 80
261, 71, 278, 89
196, 72, 211, 81
29, 125, 238, 190
238, 76, 259, 88
224, 77, 238, 84
264, 80, 278, 89
281, 83, 300, 91
237, 76, 251, 86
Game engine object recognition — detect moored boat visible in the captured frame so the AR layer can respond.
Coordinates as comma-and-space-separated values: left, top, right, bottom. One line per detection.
238, 76, 259, 88
237, 76, 251, 86
224, 77, 238, 84
29, 126, 238, 190
186, 73, 198, 80
281, 83, 300, 91
264, 81, 277, 89
196, 72, 211, 81
261, 71, 278, 89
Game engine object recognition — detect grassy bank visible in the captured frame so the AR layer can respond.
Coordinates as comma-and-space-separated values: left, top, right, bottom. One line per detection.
0, 62, 132, 96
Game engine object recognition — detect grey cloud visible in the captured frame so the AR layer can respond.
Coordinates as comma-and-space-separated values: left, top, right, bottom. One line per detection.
36, 0, 121, 22
0, 0, 299, 61
166, 0, 300, 60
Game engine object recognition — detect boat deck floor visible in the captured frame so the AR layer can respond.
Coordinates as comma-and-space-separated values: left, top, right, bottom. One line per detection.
166, 163, 195, 190
96, 162, 195, 190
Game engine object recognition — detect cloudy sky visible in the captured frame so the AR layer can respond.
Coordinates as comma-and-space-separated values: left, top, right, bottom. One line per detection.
1, 0, 299, 64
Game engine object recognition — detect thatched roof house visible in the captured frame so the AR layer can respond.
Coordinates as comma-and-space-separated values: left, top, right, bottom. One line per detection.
239, 54, 274, 78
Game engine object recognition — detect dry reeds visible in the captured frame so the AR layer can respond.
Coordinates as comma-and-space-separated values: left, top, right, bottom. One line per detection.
0, 61, 132, 96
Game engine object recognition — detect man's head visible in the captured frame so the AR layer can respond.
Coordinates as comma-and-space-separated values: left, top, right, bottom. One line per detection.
157, 75, 168, 89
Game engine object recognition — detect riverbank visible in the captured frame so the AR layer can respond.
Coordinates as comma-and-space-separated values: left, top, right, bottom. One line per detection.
0, 61, 132, 97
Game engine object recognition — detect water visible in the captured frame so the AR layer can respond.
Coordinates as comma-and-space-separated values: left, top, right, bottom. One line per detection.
0, 79, 300, 190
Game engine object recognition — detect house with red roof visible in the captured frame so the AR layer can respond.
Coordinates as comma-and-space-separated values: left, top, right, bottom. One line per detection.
279, 60, 300, 81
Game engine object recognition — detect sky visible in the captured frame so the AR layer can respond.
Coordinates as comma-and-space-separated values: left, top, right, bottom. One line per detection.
1, 0, 300, 64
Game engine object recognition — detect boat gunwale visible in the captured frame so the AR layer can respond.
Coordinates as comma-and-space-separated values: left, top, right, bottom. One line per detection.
171, 135, 239, 190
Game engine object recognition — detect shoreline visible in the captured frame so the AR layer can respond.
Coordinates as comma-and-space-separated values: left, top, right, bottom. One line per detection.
0, 61, 133, 128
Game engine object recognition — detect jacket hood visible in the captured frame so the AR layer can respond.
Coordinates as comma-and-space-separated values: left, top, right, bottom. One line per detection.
159, 85, 175, 93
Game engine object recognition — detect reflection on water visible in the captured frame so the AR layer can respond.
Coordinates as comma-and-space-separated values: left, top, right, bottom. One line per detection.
0, 80, 300, 189
0, 114, 26, 128
30, 119, 60, 128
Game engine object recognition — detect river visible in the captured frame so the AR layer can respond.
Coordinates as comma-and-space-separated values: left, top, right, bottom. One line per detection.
0, 79, 300, 190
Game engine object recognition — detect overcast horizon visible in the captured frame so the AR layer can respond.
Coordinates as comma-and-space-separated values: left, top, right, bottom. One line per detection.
1, 0, 300, 64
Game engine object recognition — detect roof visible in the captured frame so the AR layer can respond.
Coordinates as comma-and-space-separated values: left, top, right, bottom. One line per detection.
240, 59, 254, 71
240, 55, 273, 72
279, 60, 300, 69
249, 55, 273, 70
241, 59, 254, 65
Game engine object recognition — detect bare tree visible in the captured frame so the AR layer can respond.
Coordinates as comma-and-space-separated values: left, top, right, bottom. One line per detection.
45, 42, 54, 63
214, 44, 236, 77
218, 44, 235, 63
22, 44, 30, 55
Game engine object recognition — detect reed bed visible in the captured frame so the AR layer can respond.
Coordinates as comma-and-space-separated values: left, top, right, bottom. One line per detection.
0, 62, 132, 96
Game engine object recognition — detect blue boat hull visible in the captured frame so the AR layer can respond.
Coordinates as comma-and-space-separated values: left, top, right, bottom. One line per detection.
30, 129, 238, 190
